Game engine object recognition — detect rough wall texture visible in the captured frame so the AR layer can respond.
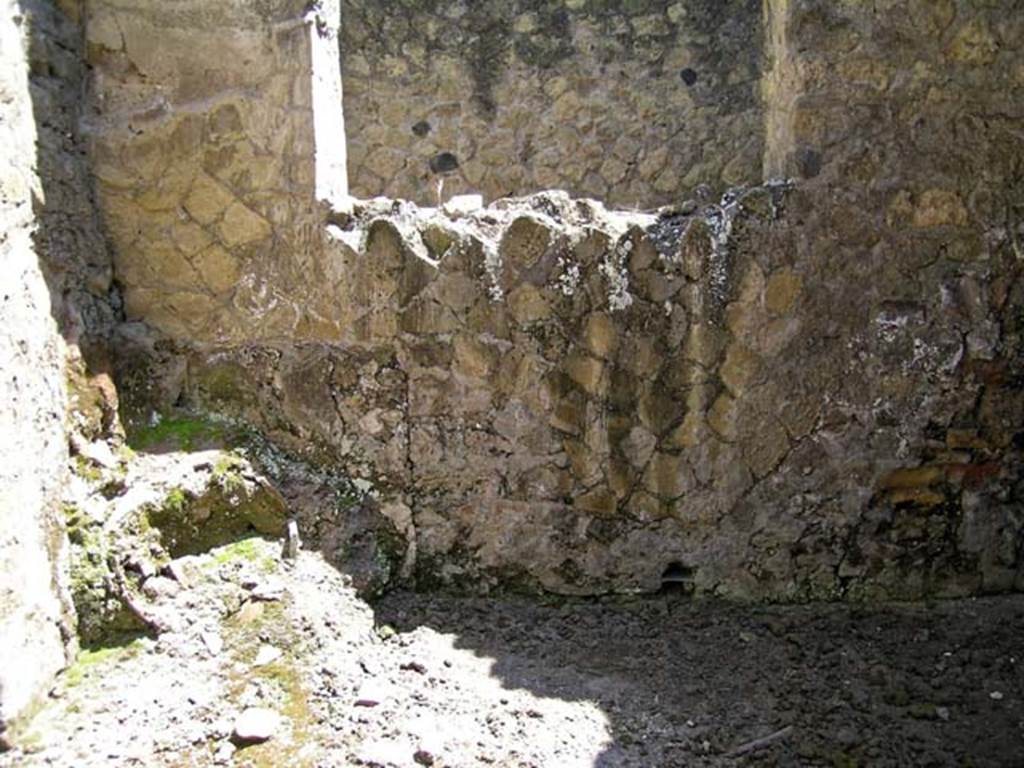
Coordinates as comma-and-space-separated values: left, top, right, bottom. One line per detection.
758, 0, 1024, 597
0, 0, 85, 736
173, 189, 821, 598
341, 0, 765, 206
1, 0, 121, 734
90, 0, 1024, 602
82, 0, 340, 344
127, 174, 1022, 601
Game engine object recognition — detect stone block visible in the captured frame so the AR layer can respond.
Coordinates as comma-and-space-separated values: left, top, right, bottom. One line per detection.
644, 452, 693, 500
575, 488, 617, 517
707, 392, 739, 441
879, 466, 945, 490
583, 312, 616, 359
912, 189, 968, 228
500, 216, 552, 272
147, 241, 200, 291
184, 173, 235, 225
948, 20, 998, 65
565, 355, 605, 398
452, 334, 495, 380
764, 269, 802, 315
171, 222, 214, 256
507, 284, 551, 324
549, 399, 585, 436
192, 245, 240, 295
743, 419, 790, 478
219, 201, 273, 247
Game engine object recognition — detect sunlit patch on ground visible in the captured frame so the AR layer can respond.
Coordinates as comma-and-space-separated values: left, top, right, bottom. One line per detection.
7, 534, 1022, 767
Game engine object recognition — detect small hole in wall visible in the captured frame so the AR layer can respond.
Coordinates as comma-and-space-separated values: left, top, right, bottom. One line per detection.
796, 147, 823, 178
429, 152, 459, 174
660, 561, 696, 596
680, 67, 698, 86
412, 120, 431, 137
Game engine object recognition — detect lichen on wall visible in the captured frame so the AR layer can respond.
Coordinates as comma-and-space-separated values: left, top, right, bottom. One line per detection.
756, 0, 1024, 598
153, 172, 1021, 602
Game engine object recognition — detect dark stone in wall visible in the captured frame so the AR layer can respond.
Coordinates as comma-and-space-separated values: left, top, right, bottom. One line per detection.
796, 147, 822, 179
429, 151, 459, 174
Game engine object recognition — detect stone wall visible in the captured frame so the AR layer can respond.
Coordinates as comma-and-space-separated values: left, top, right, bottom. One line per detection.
1, 0, 1016, 747
341, 0, 765, 206
1, 0, 123, 735
0, 0, 84, 737
126, 172, 1020, 601
760, 0, 1024, 597
175, 188, 823, 597
82, 0, 345, 344
88, 0, 1024, 602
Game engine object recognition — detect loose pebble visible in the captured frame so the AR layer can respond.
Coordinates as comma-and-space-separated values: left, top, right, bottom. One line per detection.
232, 708, 280, 744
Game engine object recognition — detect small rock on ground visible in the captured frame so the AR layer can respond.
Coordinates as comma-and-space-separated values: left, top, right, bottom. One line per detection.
232, 707, 279, 745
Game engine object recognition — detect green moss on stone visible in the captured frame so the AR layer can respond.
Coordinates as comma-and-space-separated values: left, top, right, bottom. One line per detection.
193, 361, 250, 405
164, 487, 188, 514
146, 475, 286, 558
64, 500, 158, 644
220, 595, 315, 768
210, 537, 277, 573
62, 637, 146, 688
127, 414, 227, 452
212, 454, 247, 495
72, 455, 103, 483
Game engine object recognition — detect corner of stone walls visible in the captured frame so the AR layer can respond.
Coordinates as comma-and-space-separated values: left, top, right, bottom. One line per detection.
81, 0, 329, 344
90, 0, 1024, 605
54, 0, 1024, 609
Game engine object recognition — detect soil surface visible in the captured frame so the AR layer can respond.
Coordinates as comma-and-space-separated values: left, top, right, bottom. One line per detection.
4, 540, 1023, 767
378, 592, 1024, 768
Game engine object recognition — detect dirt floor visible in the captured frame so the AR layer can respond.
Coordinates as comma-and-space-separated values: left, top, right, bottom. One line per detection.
3, 539, 1023, 767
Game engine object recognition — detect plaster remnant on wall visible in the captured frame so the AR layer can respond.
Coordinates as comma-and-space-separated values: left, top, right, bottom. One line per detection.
308, 0, 348, 205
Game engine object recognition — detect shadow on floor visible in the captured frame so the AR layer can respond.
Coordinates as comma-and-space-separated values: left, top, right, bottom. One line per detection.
113, 405, 1024, 766
374, 590, 1024, 767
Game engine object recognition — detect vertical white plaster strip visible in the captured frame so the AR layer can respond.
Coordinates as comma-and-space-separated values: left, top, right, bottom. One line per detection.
309, 0, 348, 204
